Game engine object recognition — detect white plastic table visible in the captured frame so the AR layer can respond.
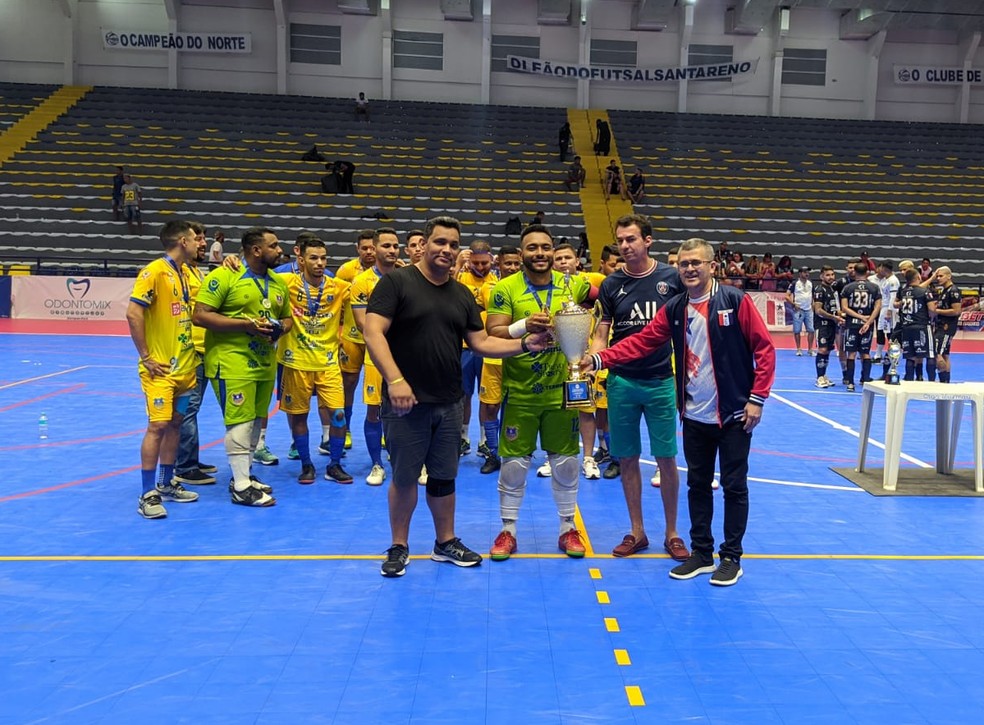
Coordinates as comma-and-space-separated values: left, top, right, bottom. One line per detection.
856, 380, 984, 492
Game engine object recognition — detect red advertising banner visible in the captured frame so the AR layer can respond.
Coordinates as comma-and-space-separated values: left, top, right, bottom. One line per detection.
11, 276, 133, 322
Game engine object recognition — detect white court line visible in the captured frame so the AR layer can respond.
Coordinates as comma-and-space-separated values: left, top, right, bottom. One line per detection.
771, 391, 932, 469
0, 365, 89, 391
637, 459, 861, 492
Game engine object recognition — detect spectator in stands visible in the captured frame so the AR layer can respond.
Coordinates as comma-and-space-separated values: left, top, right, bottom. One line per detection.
594, 119, 611, 155
627, 168, 646, 203
744, 255, 761, 290
775, 255, 794, 291
759, 253, 777, 291
121, 174, 143, 234
355, 92, 370, 122
301, 145, 326, 162
919, 257, 933, 282
208, 230, 225, 271
558, 122, 572, 161
337, 161, 356, 194
564, 156, 586, 191
112, 166, 125, 220
604, 159, 627, 201
725, 252, 745, 288
529, 210, 546, 226
859, 251, 876, 273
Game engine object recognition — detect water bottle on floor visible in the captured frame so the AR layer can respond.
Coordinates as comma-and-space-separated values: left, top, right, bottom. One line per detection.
38, 412, 48, 440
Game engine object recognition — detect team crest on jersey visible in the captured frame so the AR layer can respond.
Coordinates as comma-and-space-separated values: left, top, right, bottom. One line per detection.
367, 385, 376, 395
284, 349, 294, 361
153, 397, 165, 409
326, 350, 334, 362
656, 281, 669, 295
718, 309, 733, 327
284, 393, 293, 405
504, 425, 519, 441
230, 391, 245, 406
493, 292, 506, 308
171, 302, 182, 316
275, 294, 284, 305
208, 278, 220, 292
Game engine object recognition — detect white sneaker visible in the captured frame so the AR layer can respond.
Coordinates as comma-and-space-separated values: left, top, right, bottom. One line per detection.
366, 464, 386, 486
418, 465, 428, 486
536, 461, 552, 478
810, 350, 817, 357
822, 376, 835, 388
815, 378, 827, 389
651, 469, 661, 487
582, 456, 600, 480
795, 349, 803, 356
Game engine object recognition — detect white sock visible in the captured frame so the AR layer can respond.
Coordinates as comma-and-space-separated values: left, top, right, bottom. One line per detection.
256, 428, 267, 449
230, 454, 252, 491
502, 519, 517, 536
322, 425, 331, 441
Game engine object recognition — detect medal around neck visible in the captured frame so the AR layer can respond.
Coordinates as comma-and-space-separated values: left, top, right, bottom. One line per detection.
553, 273, 593, 409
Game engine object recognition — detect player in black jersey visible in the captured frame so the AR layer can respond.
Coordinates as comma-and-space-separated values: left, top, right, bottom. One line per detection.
832, 258, 860, 384
839, 262, 881, 392
931, 266, 962, 383
812, 266, 844, 388
895, 268, 936, 381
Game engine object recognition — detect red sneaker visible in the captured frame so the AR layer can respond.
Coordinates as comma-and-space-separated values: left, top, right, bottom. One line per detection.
490, 530, 517, 561
558, 529, 586, 558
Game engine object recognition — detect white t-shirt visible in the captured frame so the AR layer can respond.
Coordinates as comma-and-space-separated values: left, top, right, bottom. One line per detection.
208, 240, 223, 265
792, 279, 813, 311
683, 293, 719, 425
877, 274, 899, 324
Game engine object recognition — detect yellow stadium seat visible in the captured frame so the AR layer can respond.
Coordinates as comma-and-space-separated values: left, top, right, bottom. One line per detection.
7, 264, 31, 275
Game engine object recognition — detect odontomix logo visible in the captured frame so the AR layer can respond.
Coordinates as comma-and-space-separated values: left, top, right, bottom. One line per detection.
66, 278, 91, 299
44, 278, 112, 314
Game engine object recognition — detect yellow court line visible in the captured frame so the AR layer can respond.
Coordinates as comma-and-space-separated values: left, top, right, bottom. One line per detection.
625, 685, 646, 707
604, 617, 620, 633
2, 553, 983, 563
614, 649, 631, 666
572, 504, 594, 556
596, 591, 610, 604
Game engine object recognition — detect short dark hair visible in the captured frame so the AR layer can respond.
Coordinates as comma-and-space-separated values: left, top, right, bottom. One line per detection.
601, 243, 621, 262
298, 236, 326, 255
469, 240, 492, 255
877, 260, 894, 271
520, 223, 552, 243
499, 245, 520, 257
853, 262, 868, 277
553, 242, 576, 255
188, 220, 206, 235
295, 231, 320, 246
357, 229, 376, 244
615, 213, 652, 239
159, 220, 194, 250
405, 229, 425, 243
376, 227, 398, 239
904, 268, 919, 283
821, 265, 834, 273
424, 216, 461, 239
241, 226, 275, 254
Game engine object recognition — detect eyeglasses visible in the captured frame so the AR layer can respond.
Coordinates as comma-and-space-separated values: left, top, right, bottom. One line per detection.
677, 259, 713, 270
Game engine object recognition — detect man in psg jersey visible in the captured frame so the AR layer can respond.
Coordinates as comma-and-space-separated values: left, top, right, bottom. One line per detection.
839, 262, 881, 392
589, 214, 688, 562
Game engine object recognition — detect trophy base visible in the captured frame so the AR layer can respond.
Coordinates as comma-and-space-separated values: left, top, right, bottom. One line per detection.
886, 373, 900, 386
563, 379, 594, 410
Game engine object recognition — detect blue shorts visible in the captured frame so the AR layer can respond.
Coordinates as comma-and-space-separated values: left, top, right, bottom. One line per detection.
460, 349, 483, 397
607, 374, 678, 459
792, 308, 814, 334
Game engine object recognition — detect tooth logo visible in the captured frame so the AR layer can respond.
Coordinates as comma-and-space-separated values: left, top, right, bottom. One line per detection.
66, 278, 91, 299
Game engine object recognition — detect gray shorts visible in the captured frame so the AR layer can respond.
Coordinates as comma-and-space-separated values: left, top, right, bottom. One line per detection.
382, 398, 463, 487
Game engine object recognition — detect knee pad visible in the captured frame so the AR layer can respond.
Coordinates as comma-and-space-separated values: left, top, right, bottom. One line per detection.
498, 456, 531, 492
426, 477, 455, 497
225, 422, 254, 455
548, 453, 579, 489
331, 408, 346, 426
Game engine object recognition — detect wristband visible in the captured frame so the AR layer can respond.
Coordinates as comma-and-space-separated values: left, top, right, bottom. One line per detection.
389, 377, 405, 386
520, 334, 530, 354
508, 319, 527, 338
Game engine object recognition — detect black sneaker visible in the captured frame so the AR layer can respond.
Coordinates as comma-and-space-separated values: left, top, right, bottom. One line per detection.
710, 557, 743, 586
593, 447, 611, 465
476, 442, 492, 459
198, 462, 218, 474
381, 544, 409, 577
480, 455, 501, 475
668, 553, 716, 580
846, 383, 856, 392
227, 476, 273, 495
602, 460, 621, 479
230, 484, 276, 507
458, 439, 471, 457
431, 537, 482, 567
325, 462, 354, 484
173, 468, 216, 485
317, 439, 331, 456
298, 463, 317, 485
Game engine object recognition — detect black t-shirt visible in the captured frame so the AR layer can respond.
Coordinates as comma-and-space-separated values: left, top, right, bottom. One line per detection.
367, 265, 483, 404
935, 284, 962, 334
897, 283, 934, 328
813, 283, 839, 325
841, 279, 880, 326
598, 263, 682, 380
833, 274, 851, 296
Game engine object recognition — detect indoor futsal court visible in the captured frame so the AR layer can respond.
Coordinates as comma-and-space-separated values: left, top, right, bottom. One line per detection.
2, 324, 983, 724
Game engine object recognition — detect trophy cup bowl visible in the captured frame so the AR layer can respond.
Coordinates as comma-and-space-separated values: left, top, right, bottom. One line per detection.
886, 341, 902, 385
553, 301, 594, 409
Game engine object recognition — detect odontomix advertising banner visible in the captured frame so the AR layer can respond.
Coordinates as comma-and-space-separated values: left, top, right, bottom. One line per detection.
11, 277, 132, 322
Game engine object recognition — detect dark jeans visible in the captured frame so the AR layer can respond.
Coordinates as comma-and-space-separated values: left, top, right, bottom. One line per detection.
682, 417, 751, 561
175, 361, 206, 475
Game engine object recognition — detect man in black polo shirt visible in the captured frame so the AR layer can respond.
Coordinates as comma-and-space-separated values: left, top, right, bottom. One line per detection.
365, 215, 548, 578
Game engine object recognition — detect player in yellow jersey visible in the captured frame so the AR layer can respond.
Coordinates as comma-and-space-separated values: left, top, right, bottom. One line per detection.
404, 229, 425, 265
277, 237, 352, 484
126, 220, 202, 519
476, 245, 522, 474
173, 221, 219, 486
453, 240, 497, 457
337, 230, 377, 449
350, 228, 401, 485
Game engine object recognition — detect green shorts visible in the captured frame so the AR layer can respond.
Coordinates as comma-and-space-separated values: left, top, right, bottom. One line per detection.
499, 403, 579, 458
211, 377, 276, 426
607, 374, 678, 459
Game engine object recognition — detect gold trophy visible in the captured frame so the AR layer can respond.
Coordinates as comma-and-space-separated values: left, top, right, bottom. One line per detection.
552, 273, 594, 409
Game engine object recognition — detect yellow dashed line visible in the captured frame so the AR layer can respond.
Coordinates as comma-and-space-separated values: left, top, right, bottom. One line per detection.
589, 568, 602, 579
596, 591, 610, 604
625, 686, 646, 706
614, 649, 631, 666
604, 617, 620, 633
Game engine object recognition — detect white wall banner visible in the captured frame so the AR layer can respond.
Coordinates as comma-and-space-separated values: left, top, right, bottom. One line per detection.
894, 65, 984, 85
102, 29, 252, 54
11, 277, 133, 322
747, 291, 789, 332
505, 56, 759, 83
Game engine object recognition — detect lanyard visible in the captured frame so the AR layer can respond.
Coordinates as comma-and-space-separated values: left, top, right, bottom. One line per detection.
247, 271, 271, 309
524, 274, 554, 313
164, 256, 189, 304
302, 276, 324, 317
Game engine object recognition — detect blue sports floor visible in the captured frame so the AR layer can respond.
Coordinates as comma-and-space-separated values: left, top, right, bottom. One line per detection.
2, 332, 983, 724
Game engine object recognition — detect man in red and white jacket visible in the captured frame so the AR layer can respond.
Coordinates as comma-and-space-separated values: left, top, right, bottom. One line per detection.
582, 238, 775, 587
